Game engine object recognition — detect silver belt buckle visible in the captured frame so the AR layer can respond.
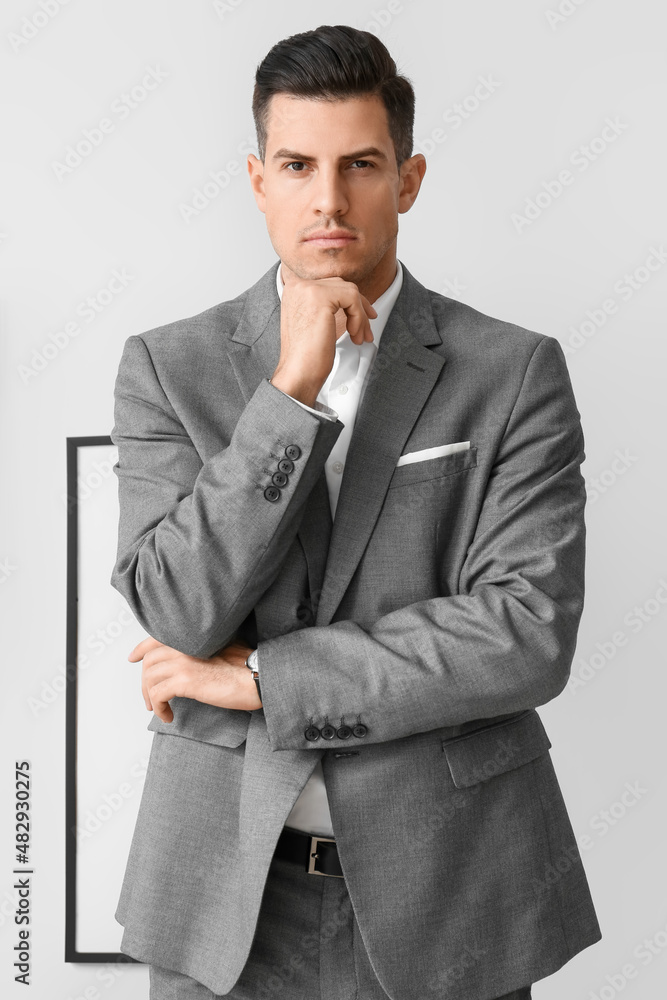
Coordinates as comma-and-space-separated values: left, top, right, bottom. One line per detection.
307, 836, 343, 877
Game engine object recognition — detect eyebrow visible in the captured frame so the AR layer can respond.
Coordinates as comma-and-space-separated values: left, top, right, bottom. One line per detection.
271, 146, 388, 162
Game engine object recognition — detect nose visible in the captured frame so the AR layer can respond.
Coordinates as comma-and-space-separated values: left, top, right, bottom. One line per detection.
310, 165, 349, 218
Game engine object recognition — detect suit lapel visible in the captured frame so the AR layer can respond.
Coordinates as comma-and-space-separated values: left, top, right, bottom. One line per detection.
316, 272, 445, 624
226, 259, 446, 628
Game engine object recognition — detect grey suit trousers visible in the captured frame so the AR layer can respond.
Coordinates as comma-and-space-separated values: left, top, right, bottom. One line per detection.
148, 845, 533, 1000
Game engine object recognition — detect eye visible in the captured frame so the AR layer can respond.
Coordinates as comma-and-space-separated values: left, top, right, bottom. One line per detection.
283, 159, 374, 172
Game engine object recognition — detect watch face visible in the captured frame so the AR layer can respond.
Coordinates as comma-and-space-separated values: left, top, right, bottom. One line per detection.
248, 649, 258, 670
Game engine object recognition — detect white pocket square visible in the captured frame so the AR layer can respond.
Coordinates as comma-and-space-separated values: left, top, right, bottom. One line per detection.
396, 441, 470, 467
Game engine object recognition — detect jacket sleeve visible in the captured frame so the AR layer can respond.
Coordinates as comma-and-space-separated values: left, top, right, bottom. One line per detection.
257, 335, 588, 750
109, 333, 343, 657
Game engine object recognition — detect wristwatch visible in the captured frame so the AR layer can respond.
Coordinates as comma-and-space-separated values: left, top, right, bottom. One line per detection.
245, 649, 262, 704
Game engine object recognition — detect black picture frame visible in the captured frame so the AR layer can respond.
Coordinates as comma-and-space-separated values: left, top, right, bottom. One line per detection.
65, 435, 145, 964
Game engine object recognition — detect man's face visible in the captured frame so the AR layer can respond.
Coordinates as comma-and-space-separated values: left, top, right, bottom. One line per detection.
247, 93, 425, 298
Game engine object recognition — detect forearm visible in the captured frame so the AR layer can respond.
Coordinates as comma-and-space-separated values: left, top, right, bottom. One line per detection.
259, 574, 582, 751
259, 336, 586, 751
110, 335, 343, 657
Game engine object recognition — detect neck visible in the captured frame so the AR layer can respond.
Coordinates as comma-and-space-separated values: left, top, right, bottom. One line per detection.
354, 252, 398, 304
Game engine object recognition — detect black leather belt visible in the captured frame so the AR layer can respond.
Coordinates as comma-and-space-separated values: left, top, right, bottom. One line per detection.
275, 826, 344, 878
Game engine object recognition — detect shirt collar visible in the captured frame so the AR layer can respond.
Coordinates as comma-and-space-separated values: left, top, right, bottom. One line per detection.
275, 259, 404, 353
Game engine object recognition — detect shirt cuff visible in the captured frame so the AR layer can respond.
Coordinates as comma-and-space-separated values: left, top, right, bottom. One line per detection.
269, 380, 339, 422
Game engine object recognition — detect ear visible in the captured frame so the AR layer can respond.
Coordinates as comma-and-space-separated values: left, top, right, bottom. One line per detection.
397, 153, 427, 214
247, 154, 266, 213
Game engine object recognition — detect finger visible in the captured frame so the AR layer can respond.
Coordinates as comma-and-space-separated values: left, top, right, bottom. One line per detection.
152, 698, 174, 723
360, 293, 378, 318
355, 293, 378, 341
141, 657, 180, 708
128, 635, 164, 661
141, 644, 182, 670
344, 297, 375, 345
359, 298, 378, 344
146, 680, 175, 723
141, 670, 153, 711
141, 663, 153, 710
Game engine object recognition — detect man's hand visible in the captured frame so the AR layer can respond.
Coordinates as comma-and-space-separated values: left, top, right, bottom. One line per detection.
128, 637, 262, 723
271, 275, 377, 406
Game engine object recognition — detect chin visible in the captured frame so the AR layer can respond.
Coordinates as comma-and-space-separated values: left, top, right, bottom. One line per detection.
292, 261, 357, 282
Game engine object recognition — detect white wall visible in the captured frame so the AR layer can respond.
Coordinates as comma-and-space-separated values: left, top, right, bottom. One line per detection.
2, 0, 665, 997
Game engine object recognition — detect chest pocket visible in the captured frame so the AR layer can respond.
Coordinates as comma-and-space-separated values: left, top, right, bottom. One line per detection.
387, 446, 478, 489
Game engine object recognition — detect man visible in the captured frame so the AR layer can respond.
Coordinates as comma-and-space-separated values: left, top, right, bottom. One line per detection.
110, 23, 602, 1000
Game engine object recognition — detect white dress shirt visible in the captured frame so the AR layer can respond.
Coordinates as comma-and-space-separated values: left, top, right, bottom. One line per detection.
258, 258, 404, 837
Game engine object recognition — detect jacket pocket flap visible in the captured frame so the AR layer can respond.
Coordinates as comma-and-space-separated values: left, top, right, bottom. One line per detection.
388, 446, 477, 489
147, 698, 251, 748
441, 709, 551, 788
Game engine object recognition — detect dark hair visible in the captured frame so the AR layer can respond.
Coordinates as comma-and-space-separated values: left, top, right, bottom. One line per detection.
252, 24, 415, 168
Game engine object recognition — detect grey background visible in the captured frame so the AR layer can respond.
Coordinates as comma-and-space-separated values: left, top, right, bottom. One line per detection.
1, 0, 665, 997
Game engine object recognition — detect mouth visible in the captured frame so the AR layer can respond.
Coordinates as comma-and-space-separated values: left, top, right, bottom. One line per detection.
303, 232, 358, 248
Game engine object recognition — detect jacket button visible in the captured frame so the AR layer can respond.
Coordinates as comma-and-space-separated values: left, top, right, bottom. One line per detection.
320, 724, 336, 740
336, 725, 352, 740
352, 724, 368, 738
278, 458, 294, 474
304, 726, 320, 742
264, 486, 281, 502
272, 470, 288, 487
285, 444, 301, 461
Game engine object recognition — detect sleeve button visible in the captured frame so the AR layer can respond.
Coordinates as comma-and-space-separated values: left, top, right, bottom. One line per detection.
320, 724, 336, 740
264, 486, 281, 502
272, 471, 288, 487
352, 724, 368, 738
285, 445, 301, 461
336, 725, 352, 740
278, 458, 294, 474
304, 726, 321, 742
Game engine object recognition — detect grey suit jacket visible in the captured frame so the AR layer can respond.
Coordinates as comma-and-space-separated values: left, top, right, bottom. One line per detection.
110, 259, 602, 999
